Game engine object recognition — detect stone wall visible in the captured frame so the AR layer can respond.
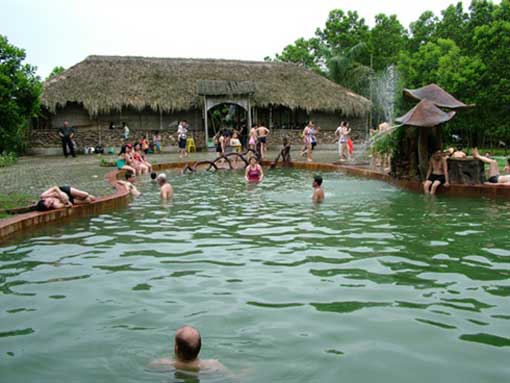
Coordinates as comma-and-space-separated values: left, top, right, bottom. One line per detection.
33, 104, 206, 150
33, 104, 368, 151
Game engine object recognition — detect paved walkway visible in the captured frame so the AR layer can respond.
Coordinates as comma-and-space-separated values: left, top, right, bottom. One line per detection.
0, 149, 345, 199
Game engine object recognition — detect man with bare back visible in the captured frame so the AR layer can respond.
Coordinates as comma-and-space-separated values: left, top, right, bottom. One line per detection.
472, 148, 510, 185
423, 150, 450, 194
256, 124, 270, 160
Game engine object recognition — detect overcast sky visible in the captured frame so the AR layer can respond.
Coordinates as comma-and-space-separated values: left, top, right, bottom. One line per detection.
1, 0, 491, 78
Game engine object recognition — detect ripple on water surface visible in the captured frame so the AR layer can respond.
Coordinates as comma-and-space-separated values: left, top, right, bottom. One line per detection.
0, 169, 509, 383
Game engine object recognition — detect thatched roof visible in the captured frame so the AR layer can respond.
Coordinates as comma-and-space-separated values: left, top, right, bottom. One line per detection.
197, 80, 255, 96
396, 100, 456, 127
403, 84, 473, 109
42, 55, 370, 116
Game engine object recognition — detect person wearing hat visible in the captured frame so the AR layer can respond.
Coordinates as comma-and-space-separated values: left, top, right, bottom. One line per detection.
157, 173, 173, 199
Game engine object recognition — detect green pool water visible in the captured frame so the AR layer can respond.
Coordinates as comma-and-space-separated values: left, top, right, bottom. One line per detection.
1, 168, 509, 383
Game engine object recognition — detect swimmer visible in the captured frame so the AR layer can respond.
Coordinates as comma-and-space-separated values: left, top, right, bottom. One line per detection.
150, 172, 158, 183
157, 173, 173, 199
245, 156, 263, 183
312, 175, 324, 203
117, 171, 141, 197
36, 186, 95, 211
423, 150, 450, 194
472, 148, 510, 185
150, 326, 225, 373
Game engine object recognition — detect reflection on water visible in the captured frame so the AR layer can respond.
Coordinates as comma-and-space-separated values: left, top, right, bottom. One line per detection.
0, 168, 509, 383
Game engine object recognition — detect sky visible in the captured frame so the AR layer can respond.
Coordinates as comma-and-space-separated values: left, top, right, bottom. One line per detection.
1, 0, 487, 78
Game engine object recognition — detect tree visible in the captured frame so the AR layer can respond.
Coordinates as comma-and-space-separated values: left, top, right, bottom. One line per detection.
434, 3, 469, 49
408, 11, 439, 52
316, 9, 370, 64
327, 43, 373, 96
0, 35, 42, 154
274, 37, 324, 74
368, 14, 407, 71
46, 66, 65, 81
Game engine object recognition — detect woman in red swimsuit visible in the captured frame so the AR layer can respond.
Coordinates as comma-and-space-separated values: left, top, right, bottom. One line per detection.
245, 156, 264, 183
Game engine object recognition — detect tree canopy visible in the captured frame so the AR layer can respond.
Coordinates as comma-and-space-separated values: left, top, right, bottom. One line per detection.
270, 0, 510, 146
0, 35, 41, 154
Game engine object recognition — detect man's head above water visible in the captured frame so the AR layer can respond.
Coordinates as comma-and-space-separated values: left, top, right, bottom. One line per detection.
174, 326, 202, 362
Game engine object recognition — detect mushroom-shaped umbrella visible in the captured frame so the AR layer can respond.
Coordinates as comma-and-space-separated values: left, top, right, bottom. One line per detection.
396, 100, 457, 178
403, 83, 473, 109
396, 99, 456, 128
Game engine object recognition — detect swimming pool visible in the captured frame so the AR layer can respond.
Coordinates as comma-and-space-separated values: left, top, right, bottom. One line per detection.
1, 168, 509, 382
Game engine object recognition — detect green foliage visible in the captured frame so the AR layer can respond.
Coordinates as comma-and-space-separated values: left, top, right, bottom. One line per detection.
270, 1, 510, 148
46, 66, 65, 80
0, 152, 17, 167
275, 37, 324, 74
0, 35, 42, 154
327, 43, 373, 96
369, 14, 407, 71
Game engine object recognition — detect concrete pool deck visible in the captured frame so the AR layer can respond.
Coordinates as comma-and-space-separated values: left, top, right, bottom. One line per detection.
1, 149, 510, 242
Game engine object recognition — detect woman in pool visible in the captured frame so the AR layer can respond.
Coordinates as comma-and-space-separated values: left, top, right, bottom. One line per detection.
36, 186, 95, 211
245, 156, 264, 183
472, 148, 510, 185
117, 145, 137, 174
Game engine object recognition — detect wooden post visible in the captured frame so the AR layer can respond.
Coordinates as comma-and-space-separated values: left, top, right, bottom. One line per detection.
417, 127, 429, 180
269, 105, 272, 128
159, 108, 163, 131
203, 96, 209, 150
247, 97, 252, 131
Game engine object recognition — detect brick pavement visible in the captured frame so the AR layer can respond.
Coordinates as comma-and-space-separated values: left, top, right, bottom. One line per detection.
0, 149, 344, 199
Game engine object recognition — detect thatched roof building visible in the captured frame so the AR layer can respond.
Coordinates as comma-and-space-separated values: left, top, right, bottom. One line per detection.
42, 55, 370, 117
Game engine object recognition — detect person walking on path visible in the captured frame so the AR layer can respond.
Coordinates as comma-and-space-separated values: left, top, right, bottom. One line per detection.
58, 120, 75, 158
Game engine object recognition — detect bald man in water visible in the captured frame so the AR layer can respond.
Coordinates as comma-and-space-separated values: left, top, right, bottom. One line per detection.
150, 326, 225, 372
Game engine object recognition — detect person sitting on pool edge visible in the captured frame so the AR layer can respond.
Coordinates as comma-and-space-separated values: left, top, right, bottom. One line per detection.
150, 325, 225, 372
117, 171, 141, 197
312, 175, 325, 203
423, 150, 450, 195
472, 148, 510, 185
157, 173, 173, 199
36, 186, 95, 211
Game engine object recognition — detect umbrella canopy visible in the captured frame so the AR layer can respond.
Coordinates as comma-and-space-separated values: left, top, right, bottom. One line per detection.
403, 83, 473, 109
396, 100, 456, 127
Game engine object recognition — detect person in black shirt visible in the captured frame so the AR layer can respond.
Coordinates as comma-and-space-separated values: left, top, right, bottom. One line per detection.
58, 120, 76, 158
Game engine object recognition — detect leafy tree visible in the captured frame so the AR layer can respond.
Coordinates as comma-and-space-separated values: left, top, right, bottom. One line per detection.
316, 9, 370, 64
274, 37, 324, 74
434, 3, 469, 48
398, 38, 484, 101
408, 11, 439, 51
368, 14, 407, 71
0, 35, 41, 154
327, 43, 373, 96
46, 65, 65, 80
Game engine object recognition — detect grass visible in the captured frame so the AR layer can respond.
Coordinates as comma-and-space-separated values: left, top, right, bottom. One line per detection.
0, 192, 38, 218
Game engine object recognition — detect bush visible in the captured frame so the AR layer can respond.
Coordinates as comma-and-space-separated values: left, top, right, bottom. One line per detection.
0, 152, 17, 167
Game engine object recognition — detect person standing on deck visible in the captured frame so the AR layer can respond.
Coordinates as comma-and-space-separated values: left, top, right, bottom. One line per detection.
256, 124, 270, 160
122, 122, 129, 142
177, 120, 188, 158
335, 121, 351, 161
58, 120, 76, 158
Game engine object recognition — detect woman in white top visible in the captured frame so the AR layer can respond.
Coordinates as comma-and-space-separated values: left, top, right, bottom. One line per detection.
335, 121, 351, 160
